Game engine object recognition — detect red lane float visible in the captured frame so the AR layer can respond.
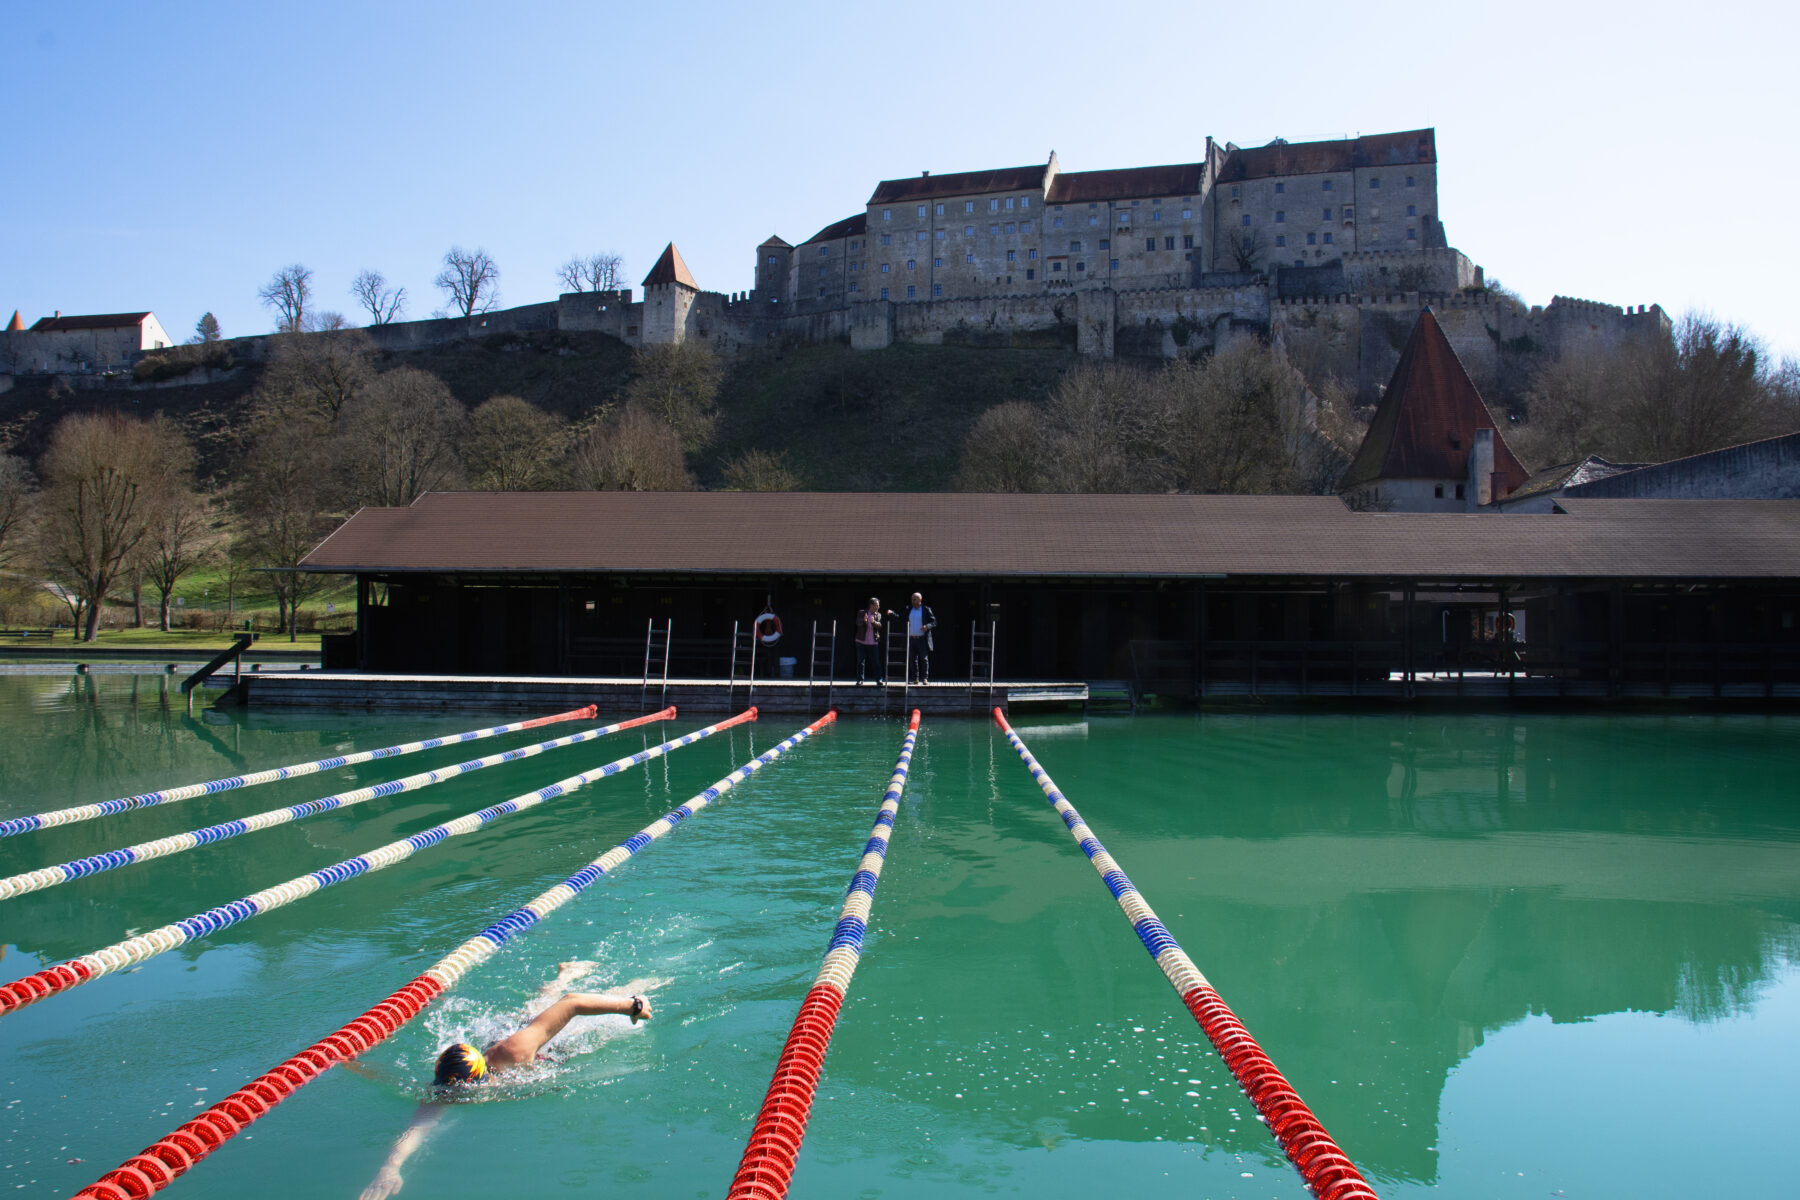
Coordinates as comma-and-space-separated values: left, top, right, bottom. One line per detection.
727, 710, 921, 1200
992, 709, 1378, 1200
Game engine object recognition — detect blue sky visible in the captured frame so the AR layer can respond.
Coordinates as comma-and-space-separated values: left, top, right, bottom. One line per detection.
4, 0, 1796, 360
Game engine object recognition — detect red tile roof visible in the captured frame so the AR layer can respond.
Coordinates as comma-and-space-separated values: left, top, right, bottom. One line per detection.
868, 164, 1048, 206
802, 214, 868, 245
1046, 163, 1203, 204
1216, 129, 1435, 183
28, 312, 152, 332
1339, 309, 1530, 495
641, 244, 698, 290
6, 310, 24, 332
298, 492, 1800, 582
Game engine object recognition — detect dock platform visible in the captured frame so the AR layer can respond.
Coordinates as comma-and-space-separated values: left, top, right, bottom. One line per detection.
238, 671, 1088, 716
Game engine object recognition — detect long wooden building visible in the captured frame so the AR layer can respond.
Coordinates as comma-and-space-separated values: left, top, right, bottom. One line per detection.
298, 492, 1800, 701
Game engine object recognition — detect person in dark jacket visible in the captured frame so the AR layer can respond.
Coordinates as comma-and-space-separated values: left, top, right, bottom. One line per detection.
891, 592, 936, 684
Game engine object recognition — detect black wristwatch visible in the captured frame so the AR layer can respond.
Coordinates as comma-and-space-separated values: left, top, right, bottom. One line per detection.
629, 995, 645, 1018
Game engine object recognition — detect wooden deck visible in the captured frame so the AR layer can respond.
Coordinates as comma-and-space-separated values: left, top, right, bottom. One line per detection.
238, 672, 1087, 716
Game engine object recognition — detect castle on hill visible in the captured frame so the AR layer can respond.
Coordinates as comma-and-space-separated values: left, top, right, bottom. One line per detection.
3, 128, 1669, 404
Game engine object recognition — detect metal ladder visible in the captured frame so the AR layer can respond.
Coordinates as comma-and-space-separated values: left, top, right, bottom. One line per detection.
641, 618, 672, 710
969, 619, 997, 710
727, 619, 757, 709
885, 618, 911, 713
808, 620, 837, 712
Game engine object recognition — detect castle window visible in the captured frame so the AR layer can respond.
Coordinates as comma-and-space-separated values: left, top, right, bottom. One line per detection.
849, 282, 858, 293
1005, 223, 1015, 234
1407, 228, 1417, 241
818, 286, 825, 297
917, 205, 927, 217
1054, 217, 1063, 228
1027, 248, 1037, 259
1307, 233, 1316, 245
1099, 239, 1109, 249
966, 253, 975, 263
935, 203, 945, 216
1275, 235, 1286, 247
1020, 221, 1031, 232
1275, 182, 1285, 194
1151, 210, 1162, 221
1241, 214, 1251, 226
1181, 208, 1192, 219
907, 259, 916, 270
1070, 240, 1081, 252
881, 263, 890, 273
1146, 238, 1156, 252
1323, 208, 1332, 221
932, 283, 942, 296
766, 255, 776, 266
1322, 180, 1333, 191
1006, 197, 1015, 210
1052, 261, 1063, 271
935, 228, 945, 239
1323, 232, 1333, 244
934, 257, 943, 267
818, 267, 826, 277
1163, 235, 1175, 249
1054, 205, 1063, 211
965, 225, 975, 237
881, 234, 891, 246
990, 198, 1000, 212
1406, 204, 1416, 217
965, 200, 975, 213
1020, 197, 1030, 209
1118, 210, 1131, 224
1006, 249, 1016, 261
1109, 259, 1118, 270
1230, 186, 1240, 199
880, 287, 889, 299
1294, 259, 1303, 266
917, 230, 927, 241
1076, 261, 1086, 271
1088, 214, 1099, 225
883, 209, 892, 220
1183, 234, 1193, 248
820, 246, 829, 256
990, 224, 999, 235
1369, 177, 1380, 189
1455, 483, 1465, 500
1343, 207, 1353, 220
1406, 175, 1416, 188
1026, 268, 1035, 280
1434, 485, 1444, 499
1275, 211, 1285, 223
906, 285, 916, 298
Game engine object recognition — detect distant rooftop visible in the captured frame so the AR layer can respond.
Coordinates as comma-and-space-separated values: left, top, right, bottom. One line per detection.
868, 163, 1049, 206
1046, 163, 1203, 204
27, 311, 153, 332
1216, 129, 1436, 183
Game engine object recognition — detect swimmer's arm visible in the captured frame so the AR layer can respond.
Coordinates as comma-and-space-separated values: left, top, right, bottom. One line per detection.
358, 1104, 446, 1200
485, 992, 651, 1070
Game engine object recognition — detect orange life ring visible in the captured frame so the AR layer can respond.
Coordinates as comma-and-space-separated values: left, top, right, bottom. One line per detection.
755, 612, 783, 645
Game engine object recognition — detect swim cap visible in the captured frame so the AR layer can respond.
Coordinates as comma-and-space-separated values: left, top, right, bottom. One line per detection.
433, 1042, 488, 1086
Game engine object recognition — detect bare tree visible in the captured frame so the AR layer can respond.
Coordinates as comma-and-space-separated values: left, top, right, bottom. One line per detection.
557, 252, 625, 294
237, 414, 335, 640
566, 408, 695, 491
132, 425, 212, 633
434, 247, 500, 317
464, 395, 571, 490
257, 325, 377, 431
351, 269, 407, 325
1040, 362, 1166, 493
625, 344, 724, 449
339, 367, 467, 506
35, 413, 178, 641
0, 453, 32, 569
257, 264, 314, 333
1227, 230, 1266, 273
193, 312, 222, 344
955, 402, 1050, 492
722, 448, 803, 491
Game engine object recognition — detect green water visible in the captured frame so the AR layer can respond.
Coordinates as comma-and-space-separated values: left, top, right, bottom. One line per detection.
2, 673, 1797, 1199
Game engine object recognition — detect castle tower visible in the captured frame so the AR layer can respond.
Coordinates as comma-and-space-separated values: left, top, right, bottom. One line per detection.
1338, 308, 1529, 511
641, 243, 699, 345
5, 311, 23, 331
754, 235, 793, 308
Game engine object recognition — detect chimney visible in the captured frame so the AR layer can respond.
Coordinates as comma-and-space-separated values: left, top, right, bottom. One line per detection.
1469, 428, 1495, 509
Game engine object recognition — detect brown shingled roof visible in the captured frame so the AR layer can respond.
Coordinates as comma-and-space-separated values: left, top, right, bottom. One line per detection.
802, 214, 868, 245
28, 311, 152, 332
759, 235, 792, 249
1339, 309, 1530, 495
1046, 163, 1203, 204
298, 492, 1800, 582
641, 244, 698, 289
1217, 129, 1435, 183
868, 164, 1048, 206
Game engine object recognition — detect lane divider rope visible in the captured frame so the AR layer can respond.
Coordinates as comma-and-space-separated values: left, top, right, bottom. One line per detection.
727, 710, 921, 1200
0, 709, 757, 1018
71, 710, 838, 1200
0, 709, 677, 902
992, 709, 1379, 1200
0, 705, 601, 838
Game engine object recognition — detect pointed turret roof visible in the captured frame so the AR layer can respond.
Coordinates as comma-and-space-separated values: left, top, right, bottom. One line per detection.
6, 310, 24, 332
642, 243, 698, 290
759, 234, 792, 249
1339, 309, 1529, 494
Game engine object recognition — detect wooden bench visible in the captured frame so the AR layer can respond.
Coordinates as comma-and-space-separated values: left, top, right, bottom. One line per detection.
0, 630, 56, 642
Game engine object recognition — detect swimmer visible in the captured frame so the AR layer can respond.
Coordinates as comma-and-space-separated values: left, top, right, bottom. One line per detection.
356, 961, 652, 1199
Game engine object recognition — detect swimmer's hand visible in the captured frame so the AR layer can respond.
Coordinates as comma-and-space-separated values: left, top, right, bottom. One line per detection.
359, 1165, 404, 1200
628, 994, 652, 1024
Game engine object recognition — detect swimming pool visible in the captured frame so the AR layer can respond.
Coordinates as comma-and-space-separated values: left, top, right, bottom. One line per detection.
3, 672, 1796, 1197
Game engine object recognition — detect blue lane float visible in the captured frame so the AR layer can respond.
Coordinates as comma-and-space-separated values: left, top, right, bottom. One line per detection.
0, 704, 607, 838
